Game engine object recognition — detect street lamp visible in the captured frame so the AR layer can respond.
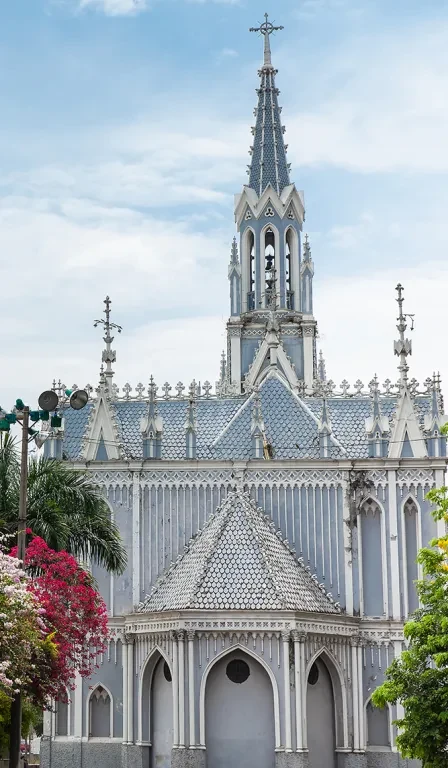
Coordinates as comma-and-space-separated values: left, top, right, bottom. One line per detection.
2, 388, 88, 768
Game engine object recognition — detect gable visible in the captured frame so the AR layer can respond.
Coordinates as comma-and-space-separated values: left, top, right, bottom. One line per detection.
139, 491, 340, 615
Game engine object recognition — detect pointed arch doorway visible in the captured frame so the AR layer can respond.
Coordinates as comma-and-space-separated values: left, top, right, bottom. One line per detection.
140, 650, 173, 768
151, 657, 173, 768
307, 656, 337, 768
205, 649, 275, 768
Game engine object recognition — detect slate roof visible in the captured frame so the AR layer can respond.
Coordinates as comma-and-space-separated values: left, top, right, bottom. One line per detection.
60, 372, 432, 461
139, 491, 341, 613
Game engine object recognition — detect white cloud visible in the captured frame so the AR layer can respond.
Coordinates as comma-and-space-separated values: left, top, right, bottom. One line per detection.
317, 265, 448, 396
0, 195, 230, 409
296, 0, 366, 18
78, 0, 147, 14
2, 120, 247, 210
285, 22, 448, 173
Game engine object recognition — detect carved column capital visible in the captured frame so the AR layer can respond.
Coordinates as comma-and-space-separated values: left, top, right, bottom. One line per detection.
291, 630, 307, 643
281, 630, 291, 642
186, 630, 196, 641
176, 629, 186, 642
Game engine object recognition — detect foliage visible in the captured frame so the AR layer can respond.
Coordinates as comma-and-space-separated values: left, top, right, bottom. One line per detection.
10, 535, 109, 703
0, 690, 44, 757
372, 484, 448, 767
0, 434, 126, 574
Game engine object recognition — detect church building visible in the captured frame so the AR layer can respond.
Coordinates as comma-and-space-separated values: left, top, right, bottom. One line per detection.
41, 16, 446, 768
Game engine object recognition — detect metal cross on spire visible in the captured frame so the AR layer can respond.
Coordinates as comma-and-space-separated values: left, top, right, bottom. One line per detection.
94, 296, 122, 382
250, 13, 284, 68
394, 284, 413, 386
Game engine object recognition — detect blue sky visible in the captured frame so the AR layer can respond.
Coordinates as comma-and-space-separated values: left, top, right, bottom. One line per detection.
1, 0, 448, 407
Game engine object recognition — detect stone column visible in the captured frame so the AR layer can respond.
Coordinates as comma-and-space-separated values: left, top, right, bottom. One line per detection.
127, 639, 134, 744
342, 471, 354, 615
292, 631, 306, 751
302, 325, 314, 389
172, 631, 179, 748
122, 637, 129, 743
229, 327, 242, 392
73, 670, 82, 739
393, 640, 405, 738
350, 637, 359, 751
132, 475, 141, 607
387, 468, 400, 619
178, 630, 186, 748
282, 632, 292, 752
357, 641, 365, 751
188, 630, 196, 748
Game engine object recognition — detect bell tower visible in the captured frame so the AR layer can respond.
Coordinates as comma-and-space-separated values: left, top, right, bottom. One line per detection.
225, 16, 317, 395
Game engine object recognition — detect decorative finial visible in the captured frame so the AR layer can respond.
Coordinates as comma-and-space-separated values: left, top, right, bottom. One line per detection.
318, 350, 326, 383
230, 236, 239, 265
303, 234, 312, 262
250, 13, 284, 68
394, 284, 413, 386
94, 296, 122, 381
220, 351, 227, 384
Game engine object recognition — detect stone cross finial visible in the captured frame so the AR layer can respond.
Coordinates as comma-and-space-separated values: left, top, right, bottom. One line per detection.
94, 296, 122, 382
394, 284, 413, 385
250, 13, 284, 68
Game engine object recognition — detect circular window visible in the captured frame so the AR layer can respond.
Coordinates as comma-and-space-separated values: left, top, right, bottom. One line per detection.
308, 663, 319, 686
163, 661, 172, 682
226, 659, 250, 684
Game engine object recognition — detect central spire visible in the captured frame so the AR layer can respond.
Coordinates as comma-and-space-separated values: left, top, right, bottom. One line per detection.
248, 14, 290, 196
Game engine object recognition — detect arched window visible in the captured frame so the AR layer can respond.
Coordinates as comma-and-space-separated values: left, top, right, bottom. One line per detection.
55, 697, 69, 737
245, 230, 255, 311
403, 497, 420, 615
285, 229, 296, 309
89, 685, 112, 738
360, 499, 385, 617
264, 228, 276, 309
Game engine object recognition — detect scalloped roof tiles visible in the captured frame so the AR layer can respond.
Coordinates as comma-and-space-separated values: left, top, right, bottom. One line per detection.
139, 491, 340, 613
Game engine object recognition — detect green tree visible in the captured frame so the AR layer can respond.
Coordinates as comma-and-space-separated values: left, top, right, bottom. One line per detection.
372, 485, 448, 767
0, 435, 126, 574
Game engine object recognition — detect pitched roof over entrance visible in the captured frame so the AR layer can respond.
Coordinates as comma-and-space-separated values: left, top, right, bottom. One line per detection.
139, 491, 341, 614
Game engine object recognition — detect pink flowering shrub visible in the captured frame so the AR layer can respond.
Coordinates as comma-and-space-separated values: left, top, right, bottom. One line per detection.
10, 535, 109, 704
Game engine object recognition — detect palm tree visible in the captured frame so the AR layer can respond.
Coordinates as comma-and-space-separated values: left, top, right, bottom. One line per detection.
0, 435, 126, 574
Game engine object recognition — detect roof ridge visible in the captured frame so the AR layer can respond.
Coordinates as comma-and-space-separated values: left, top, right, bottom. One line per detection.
243, 498, 289, 609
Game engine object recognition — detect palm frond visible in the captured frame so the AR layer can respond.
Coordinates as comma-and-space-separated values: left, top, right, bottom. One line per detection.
0, 451, 126, 574
26, 457, 126, 574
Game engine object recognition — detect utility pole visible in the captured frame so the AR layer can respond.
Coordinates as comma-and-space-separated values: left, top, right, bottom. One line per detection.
1, 387, 88, 768
9, 406, 30, 768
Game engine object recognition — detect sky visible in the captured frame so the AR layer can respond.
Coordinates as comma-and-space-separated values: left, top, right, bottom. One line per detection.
1, 0, 448, 409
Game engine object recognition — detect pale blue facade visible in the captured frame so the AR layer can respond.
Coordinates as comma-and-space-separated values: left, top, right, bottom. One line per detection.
41, 19, 445, 768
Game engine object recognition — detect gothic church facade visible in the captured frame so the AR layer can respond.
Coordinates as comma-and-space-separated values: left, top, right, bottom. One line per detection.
41, 17, 446, 768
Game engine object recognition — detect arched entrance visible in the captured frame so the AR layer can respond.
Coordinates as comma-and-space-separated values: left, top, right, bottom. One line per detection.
151, 657, 173, 768
205, 649, 275, 768
307, 657, 336, 768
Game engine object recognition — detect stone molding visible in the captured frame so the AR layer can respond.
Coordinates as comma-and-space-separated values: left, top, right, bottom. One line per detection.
396, 468, 434, 487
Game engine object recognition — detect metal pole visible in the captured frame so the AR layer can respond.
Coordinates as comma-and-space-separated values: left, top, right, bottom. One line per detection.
9, 405, 29, 768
